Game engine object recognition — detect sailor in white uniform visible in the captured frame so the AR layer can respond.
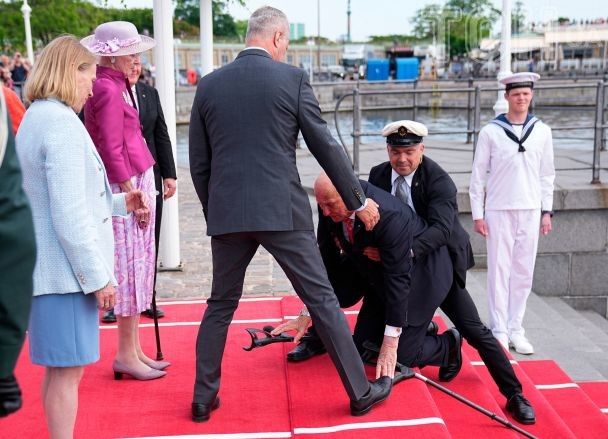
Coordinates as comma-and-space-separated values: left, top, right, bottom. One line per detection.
469, 72, 555, 355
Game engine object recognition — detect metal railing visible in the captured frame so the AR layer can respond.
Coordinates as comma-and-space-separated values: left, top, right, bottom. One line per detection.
333, 80, 607, 183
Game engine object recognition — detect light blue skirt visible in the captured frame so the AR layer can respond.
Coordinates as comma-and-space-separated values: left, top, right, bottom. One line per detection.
28, 292, 100, 367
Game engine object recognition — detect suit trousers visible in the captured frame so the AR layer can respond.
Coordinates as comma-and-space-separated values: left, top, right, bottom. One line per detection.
439, 281, 522, 398
325, 257, 451, 368
193, 230, 370, 404
485, 209, 541, 339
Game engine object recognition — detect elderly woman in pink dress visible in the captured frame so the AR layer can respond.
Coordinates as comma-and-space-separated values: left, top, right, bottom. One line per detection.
82, 21, 168, 380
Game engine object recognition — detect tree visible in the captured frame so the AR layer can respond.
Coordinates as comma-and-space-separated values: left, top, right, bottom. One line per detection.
174, 0, 245, 39
410, 0, 497, 57
411, 4, 443, 40
512, 0, 526, 34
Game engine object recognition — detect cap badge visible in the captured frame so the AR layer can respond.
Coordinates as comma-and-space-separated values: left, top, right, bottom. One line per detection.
398, 126, 408, 136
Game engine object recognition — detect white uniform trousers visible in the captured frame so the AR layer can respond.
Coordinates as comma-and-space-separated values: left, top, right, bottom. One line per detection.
485, 209, 541, 339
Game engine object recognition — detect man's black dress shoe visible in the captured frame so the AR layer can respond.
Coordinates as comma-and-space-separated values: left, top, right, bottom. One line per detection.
438, 328, 463, 382
350, 376, 392, 416
142, 307, 165, 319
191, 397, 220, 423
0, 375, 22, 417
286, 336, 326, 362
506, 393, 536, 425
427, 321, 439, 336
101, 309, 117, 324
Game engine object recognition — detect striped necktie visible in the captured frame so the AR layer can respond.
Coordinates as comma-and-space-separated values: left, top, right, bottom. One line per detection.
343, 217, 354, 243
395, 175, 411, 208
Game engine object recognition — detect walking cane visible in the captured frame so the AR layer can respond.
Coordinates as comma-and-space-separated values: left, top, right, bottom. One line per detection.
151, 269, 163, 360
360, 341, 538, 439
242, 327, 537, 439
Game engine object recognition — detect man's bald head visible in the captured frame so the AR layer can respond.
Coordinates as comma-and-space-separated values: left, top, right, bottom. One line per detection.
314, 173, 350, 222
313, 173, 337, 198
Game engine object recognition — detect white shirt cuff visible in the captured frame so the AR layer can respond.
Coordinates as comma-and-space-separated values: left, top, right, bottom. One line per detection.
384, 325, 402, 337
354, 198, 368, 212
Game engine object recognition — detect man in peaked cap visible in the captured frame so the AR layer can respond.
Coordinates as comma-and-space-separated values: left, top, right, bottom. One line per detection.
368, 119, 536, 425
470, 72, 555, 358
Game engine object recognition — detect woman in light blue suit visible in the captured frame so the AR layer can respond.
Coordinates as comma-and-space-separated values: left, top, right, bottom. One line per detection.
15, 36, 149, 439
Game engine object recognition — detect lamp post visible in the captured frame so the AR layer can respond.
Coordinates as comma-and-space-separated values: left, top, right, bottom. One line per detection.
493, 0, 512, 115
153, 0, 181, 270
200, 0, 213, 76
307, 38, 315, 82
21, 0, 34, 64
316, 0, 321, 72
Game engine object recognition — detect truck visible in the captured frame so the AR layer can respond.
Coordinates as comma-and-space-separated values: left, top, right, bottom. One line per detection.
341, 44, 374, 80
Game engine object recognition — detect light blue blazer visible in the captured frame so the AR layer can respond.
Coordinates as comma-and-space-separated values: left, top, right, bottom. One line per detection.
16, 98, 128, 296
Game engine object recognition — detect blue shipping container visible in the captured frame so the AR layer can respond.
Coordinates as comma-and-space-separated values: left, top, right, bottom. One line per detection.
366, 59, 389, 81
396, 58, 419, 80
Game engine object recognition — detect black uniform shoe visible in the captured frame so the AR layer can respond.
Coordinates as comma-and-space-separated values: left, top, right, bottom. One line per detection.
286, 336, 326, 362
142, 307, 165, 319
0, 375, 22, 418
438, 328, 463, 382
192, 397, 220, 423
101, 309, 117, 324
506, 393, 536, 425
350, 376, 392, 416
427, 321, 439, 336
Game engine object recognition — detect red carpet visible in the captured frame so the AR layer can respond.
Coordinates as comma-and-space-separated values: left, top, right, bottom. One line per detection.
579, 381, 608, 414
518, 360, 608, 438
2, 296, 608, 438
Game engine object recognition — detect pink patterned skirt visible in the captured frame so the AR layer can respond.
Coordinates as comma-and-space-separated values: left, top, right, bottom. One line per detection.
111, 167, 156, 316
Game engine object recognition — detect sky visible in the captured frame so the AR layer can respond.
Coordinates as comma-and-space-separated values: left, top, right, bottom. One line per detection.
105, 0, 600, 41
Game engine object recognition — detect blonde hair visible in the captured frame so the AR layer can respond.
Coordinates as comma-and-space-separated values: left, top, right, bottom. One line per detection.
24, 35, 96, 108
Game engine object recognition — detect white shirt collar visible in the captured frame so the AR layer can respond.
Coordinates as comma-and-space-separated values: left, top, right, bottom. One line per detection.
243, 46, 270, 55
391, 168, 416, 188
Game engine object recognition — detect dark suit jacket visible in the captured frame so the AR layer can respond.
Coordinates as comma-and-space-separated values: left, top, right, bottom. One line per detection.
189, 49, 366, 236
369, 158, 474, 287
135, 81, 177, 191
318, 181, 451, 327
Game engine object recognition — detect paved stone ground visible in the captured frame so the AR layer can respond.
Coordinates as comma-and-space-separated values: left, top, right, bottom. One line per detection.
156, 138, 608, 300
154, 140, 608, 381
155, 166, 295, 299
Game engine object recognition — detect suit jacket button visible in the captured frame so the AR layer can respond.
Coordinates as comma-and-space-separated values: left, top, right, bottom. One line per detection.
103, 217, 109, 223
100, 191, 105, 197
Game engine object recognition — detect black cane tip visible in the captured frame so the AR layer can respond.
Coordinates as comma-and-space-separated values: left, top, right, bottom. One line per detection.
156, 352, 164, 361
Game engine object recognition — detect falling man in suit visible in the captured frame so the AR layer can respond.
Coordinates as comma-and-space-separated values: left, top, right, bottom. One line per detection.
273, 173, 462, 378
368, 119, 535, 425
188, 6, 391, 422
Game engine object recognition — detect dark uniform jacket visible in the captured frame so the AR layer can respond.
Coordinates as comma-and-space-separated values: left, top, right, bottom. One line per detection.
369, 158, 474, 287
135, 81, 177, 192
317, 181, 452, 327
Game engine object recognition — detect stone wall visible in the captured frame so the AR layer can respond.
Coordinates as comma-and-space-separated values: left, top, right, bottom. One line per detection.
175, 79, 603, 123
456, 186, 608, 317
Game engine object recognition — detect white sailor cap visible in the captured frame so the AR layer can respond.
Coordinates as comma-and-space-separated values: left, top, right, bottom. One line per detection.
499, 72, 540, 91
382, 120, 428, 147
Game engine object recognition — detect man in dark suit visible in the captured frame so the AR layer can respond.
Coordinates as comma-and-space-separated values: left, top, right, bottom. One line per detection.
188, 6, 389, 422
273, 174, 462, 374
0, 95, 36, 417
368, 119, 535, 425
133, 57, 177, 318
101, 55, 177, 323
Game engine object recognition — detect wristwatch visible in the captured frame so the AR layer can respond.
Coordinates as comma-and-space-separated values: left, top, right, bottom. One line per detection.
299, 308, 310, 318
541, 210, 554, 217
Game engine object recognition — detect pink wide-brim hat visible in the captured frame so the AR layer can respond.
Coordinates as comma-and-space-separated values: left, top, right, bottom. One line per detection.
81, 21, 155, 56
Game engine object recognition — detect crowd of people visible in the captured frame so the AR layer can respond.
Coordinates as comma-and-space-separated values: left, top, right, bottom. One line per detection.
0, 52, 32, 99
0, 6, 555, 439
